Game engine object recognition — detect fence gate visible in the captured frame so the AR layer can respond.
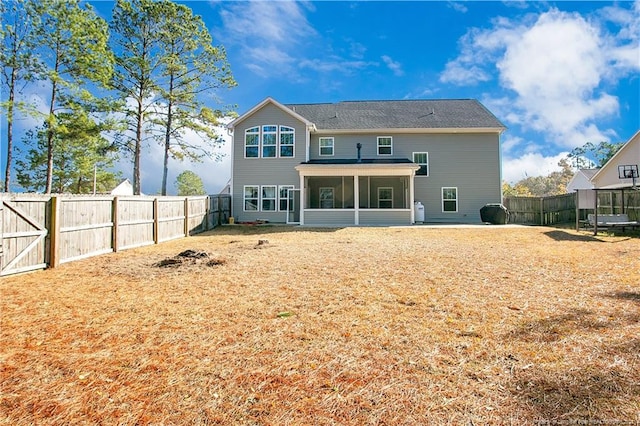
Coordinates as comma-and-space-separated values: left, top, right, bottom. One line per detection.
1, 199, 48, 276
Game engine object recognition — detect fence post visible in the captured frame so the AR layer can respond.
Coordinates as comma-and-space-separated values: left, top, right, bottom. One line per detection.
49, 196, 61, 268
153, 197, 159, 244
112, 197, 119, 252
540, 197, 544, 226
184, 197, 189, 237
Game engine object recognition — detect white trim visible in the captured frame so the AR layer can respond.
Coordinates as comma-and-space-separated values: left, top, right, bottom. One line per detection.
319, 137, 334, 156
312, 127, 504, 135
261, 185, 277, 211
278, 185, 295, 212
377, 136, 393, 156
279, 125, 295, 158
243, 185, 259, 212
261, 125, 277, 158
412, 152, 429, 177
378, 187, 393, 208
442, 187, 458, 213
319, 187, 335, 209
227, 97, 314, 130
244, 126, 260, 159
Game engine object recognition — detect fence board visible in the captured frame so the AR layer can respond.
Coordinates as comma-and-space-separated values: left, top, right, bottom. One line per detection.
503, 193, 576, 225
0, 194, 231, 276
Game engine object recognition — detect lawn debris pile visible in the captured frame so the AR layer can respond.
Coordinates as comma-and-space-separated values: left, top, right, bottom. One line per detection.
154, 249, 225, 268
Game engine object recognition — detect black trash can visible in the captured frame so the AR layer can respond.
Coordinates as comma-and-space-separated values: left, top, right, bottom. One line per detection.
480, 203, 509, 224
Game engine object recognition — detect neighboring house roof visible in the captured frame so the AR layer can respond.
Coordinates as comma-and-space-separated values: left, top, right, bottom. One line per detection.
110, 179, 134, 196
566, 168, 599, 192
591, 129, 640, 189
286, 99, 506, 131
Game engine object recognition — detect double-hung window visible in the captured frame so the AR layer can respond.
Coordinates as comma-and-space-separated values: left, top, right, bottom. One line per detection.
413, 152, 429, 176
244, 186, 259, 211
319, 137, 334, 156
378, 187, 393, 208
377, 136, 392, 155
245, 127, 259, 158
262, 125, 277, 158
442, 187, 458, 212
262, 185, 277, 211
280, 126, 295, 157
279, 185, 294, 211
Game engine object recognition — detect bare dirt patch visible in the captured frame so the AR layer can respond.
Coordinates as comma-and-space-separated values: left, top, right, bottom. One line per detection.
1, 226, 638, 425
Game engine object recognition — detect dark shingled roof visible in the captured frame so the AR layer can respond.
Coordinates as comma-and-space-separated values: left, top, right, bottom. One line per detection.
286, 99, 505, 130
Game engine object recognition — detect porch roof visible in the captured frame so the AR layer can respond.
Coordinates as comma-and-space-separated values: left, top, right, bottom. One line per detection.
301, 158, 415, 165
295, 159, 419, 176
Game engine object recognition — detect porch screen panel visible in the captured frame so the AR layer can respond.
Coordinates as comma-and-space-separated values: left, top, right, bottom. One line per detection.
306, 176, 354, 209
358, 176, 409, 209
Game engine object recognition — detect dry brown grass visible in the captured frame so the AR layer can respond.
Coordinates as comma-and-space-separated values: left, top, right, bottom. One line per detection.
1, 225, 639, 425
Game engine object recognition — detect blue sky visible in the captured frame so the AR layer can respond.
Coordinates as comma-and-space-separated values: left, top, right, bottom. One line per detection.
3, 0, 639, 194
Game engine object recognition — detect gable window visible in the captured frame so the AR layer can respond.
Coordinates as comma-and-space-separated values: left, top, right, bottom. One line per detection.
262, 125, 277, 158
413, 152, 429, 176
245, 127, 259, 158
279, 185, 294, 211
244, 185, 259, 211
280, 126, 295, 157
378, 187, 393, 208
377, 136, 392, 155
262, 185, 277, 211
319, 137, 334, 156
442, 187, 458, 212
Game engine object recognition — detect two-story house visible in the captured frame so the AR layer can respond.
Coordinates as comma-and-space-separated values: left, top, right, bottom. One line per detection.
227, 97, 505, 226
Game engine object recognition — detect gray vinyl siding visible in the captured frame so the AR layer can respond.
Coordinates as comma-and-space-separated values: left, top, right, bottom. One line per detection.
232, 104, 306, 223
359, 210, 411, 225
304, 210, 354, 225
311, 132, 501, 223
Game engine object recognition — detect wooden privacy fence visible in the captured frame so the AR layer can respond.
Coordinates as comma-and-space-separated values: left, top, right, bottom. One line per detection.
503, 193, 576, 225
0, 194, 231, 276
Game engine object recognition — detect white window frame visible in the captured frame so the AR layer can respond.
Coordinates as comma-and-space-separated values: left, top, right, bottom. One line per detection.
261, 125, 277, 158
279, 185, 294, 211
378, 187, 393, 208
319, 137, 334, 156
279, 126, 295, 158
377, 136, 393, 156
319, 187, 335, 209
244, 127, 260, 158
413, 152, 429, 176
442, 187, 458, 213
243, 185, 259, 211
262, 185, 277, 211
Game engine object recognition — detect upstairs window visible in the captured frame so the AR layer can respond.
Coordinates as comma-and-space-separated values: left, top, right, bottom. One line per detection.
442, 187, 458, 212
319, 137, 334, 156
262, 125, 277, 158
413, 152, 429, 176
377, 136, 392, 155
245, 127, 259, 158
280, 126, 295, 157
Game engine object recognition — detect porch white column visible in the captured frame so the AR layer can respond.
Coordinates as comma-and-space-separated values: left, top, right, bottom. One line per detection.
409, 171, 415, 223
354, 173, 359, 225
299, 173, 305, 225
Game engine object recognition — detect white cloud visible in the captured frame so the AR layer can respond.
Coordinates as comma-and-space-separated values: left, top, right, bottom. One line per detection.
502, 151, 570, 184
217, 1, 316, 77
381, 55, 404, 77
215, 1, 380, 81
441, 4, 639, 150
